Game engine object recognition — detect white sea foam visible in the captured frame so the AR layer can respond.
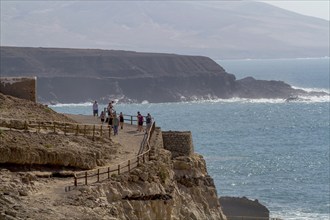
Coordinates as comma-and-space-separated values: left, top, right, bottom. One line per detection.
49, 88, 330, 107
272, 210, 330, 220
141, 100, 149, 104
49, 95, 329, 107
292, 86, 330, 94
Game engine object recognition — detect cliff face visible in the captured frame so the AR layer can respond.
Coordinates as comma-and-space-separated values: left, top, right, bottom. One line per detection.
0, 128, 227, 220
85, 133, 226, 220
0, 94, 226, 220
1, 46, 309, 103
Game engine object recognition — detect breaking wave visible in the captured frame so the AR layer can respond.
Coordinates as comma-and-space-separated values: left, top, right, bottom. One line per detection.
48, 86, 329, 107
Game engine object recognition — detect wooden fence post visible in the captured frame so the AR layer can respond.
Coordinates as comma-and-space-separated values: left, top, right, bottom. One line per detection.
118, 164, 120, 175
131, 116, 133, 125
128, 160, 131, 172
74, 176, 77, 186
97, 169, 100, 182
109, 126, 111, 139
85, 172, 88, 185
108, 167, 110, 179
24, 121, 28, 131
92, 125, 95, 140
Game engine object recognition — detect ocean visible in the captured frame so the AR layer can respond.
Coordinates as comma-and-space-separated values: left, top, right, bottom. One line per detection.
50, 58, 330, 220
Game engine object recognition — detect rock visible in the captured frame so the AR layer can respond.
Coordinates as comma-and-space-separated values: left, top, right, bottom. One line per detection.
5, 209, 17, 217
18, 190, 28, 196
219, 196, 269, 219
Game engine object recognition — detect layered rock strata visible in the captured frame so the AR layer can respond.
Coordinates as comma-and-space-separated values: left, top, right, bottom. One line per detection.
0, 94, 227, 219
0, 46, 318, 104
0, 127, 227, 220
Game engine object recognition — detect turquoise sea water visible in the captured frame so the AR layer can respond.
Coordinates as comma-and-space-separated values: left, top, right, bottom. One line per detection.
50, 58, 330, 220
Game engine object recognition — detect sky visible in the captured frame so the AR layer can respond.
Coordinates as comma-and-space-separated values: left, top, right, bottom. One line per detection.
261, 0, 330, 21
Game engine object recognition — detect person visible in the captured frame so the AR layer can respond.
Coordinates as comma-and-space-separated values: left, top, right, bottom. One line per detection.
108, 112, 113, 128
137, 111, 144, 132
92, 101, 98, 116
136, 111, 140, 131
119, 112, 124, 129
145, 113, 152, 133
107, 101, 114, 116
113, 113, 119, 135
100, 111, 105, 124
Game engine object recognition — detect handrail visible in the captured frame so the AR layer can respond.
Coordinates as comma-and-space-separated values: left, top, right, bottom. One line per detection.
0, 118, 112, 140
69, 121, 156, 190
1, 115, 156, 190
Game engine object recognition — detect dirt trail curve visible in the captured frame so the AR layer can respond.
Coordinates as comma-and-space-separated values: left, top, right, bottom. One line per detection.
18, 114, 146, 213
64, 113, 145, 165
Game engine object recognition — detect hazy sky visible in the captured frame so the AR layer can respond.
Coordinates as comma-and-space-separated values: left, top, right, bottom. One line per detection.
261, 0, 330, 21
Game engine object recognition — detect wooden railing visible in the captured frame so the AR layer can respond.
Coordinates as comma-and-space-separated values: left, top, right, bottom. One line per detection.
0, 118, 112, 140
68, 121, 156, 190
122, 114, 153, 125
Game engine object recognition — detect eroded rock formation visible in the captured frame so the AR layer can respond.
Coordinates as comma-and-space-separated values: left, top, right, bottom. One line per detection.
0, 94, 227, 219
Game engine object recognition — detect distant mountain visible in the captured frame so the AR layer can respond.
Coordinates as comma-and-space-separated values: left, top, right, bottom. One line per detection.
1, 1, 329, 59
1, 46, 320, 103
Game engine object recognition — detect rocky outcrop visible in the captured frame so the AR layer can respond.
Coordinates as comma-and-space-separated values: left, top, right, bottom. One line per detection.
0, 93, 120, 170
0, 127, 227, 220
0, 94, 227, 219
234, 77, 305, 99
219, 196, 269, 220
0, 77, 37, 102
0, 93, 75, 122
0, 129, 119, 169
0, 46, 318, 104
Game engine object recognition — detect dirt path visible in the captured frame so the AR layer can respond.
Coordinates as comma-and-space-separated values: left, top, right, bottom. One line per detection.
20, 114, 146, 215
64, 114, 145, 164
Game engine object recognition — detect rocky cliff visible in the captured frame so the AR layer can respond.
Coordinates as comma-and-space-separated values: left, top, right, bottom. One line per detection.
1, 46, 313, 103
0, 93, 227, 219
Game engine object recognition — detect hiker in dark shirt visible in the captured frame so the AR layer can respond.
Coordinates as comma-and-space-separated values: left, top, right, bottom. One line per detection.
119, 112, 124, 129
145, 113, 152, 133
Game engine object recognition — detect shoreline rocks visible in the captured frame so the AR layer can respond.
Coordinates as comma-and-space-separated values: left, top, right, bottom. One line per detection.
219, 196, 269, 220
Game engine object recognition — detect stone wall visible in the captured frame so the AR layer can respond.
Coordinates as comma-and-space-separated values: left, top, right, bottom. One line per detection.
0, 77, 37, 102
162, 131, 194, 158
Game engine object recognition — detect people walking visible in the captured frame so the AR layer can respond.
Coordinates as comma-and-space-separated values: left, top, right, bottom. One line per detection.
137, 111, 144, 132
108, 112, 113, 128
145, 113, 152, 133
119, 112, 124, 129
113, 113, 119, 135
107, 101, 114, 116
100, 111, 105, 124
92, 101, 98, 117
